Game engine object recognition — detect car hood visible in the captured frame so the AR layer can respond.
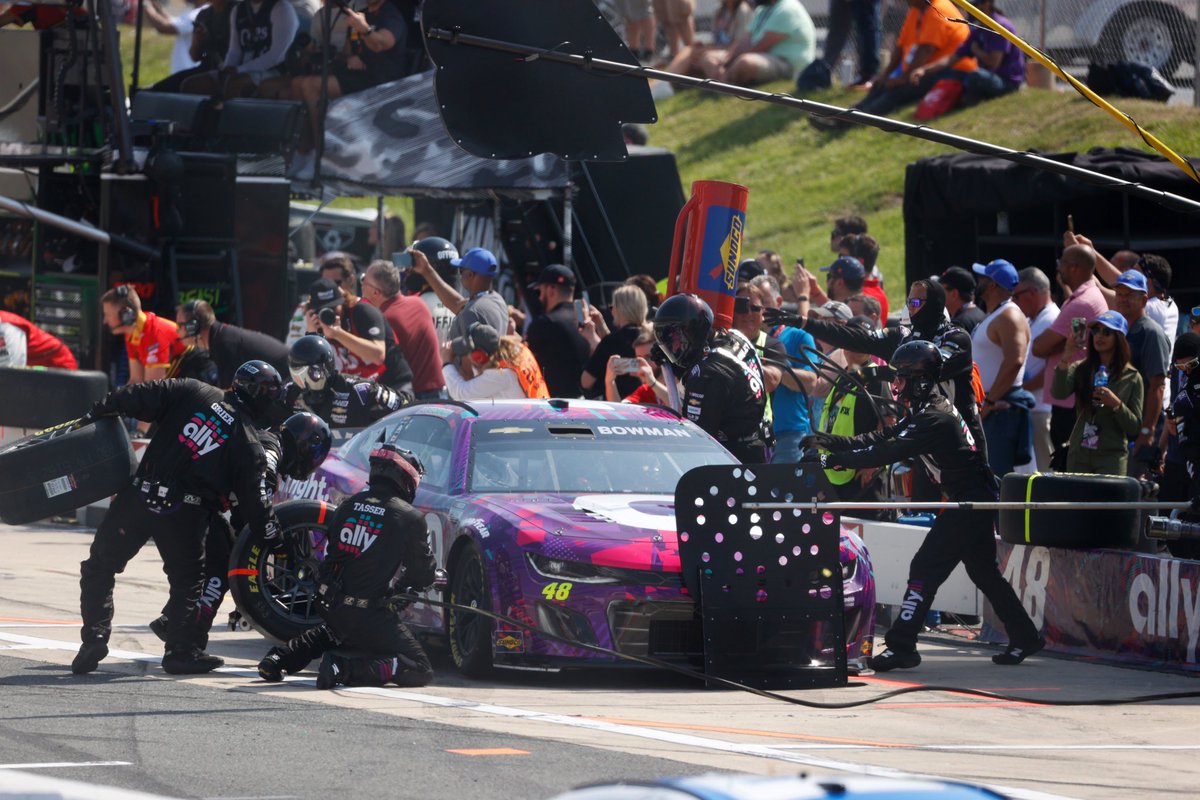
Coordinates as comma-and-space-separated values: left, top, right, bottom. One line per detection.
471, 493, 681, 573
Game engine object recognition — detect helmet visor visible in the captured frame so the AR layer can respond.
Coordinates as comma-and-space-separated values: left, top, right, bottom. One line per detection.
290, 364, 329, 391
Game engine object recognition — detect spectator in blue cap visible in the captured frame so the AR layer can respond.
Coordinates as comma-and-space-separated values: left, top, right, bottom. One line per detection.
411, 244, 509, 344
821, 255, 866, 304
1113, 267, 1171, 477
971, 258, 1034, 477
1052, 308, 1143, 476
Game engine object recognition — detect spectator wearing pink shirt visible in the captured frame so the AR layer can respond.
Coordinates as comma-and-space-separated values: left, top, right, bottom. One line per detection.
1030, 244, 1109, 469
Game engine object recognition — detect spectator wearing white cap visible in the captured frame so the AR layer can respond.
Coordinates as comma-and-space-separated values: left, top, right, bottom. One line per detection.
1012, 267, 1059, 472
1113, 268, 1170, 477
971, 259, 1034, 477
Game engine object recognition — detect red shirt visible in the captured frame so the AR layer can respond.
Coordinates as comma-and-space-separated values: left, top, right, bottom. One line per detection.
0, 310, 77, 369
863, 280, 889, 322
376, 294, 445, 394
126, 311, 181, 370
623, 383, 658, 404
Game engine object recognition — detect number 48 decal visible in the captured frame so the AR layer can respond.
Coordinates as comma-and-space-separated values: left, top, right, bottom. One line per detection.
541, 581, 573, 601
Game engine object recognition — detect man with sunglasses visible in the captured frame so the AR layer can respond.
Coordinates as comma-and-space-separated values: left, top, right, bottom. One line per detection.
1113, 269, 1171, 479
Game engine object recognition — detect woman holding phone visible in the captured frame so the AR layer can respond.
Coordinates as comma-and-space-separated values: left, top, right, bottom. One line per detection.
605, 330, 672, 405
581, 285, 650, 399
1051, 310, 1143, 475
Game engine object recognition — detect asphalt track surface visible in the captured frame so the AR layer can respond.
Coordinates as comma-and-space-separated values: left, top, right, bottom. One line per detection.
3, 521, 1200, 799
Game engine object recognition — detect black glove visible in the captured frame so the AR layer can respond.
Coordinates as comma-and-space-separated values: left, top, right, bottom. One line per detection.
800, 432, 839, 451
763, 307, 805, 329
797, 448, 823, 464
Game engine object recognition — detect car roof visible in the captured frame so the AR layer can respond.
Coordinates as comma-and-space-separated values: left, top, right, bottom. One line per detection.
409, 398, 685, 424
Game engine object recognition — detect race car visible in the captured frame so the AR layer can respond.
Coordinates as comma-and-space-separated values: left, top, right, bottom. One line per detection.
274, 398, 876, 675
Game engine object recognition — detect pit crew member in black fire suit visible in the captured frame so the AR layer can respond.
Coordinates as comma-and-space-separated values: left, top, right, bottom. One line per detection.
769, 277, 985, 466
1163, 333, 1200, 558
653, 294, 771, 463
286, 334, 409, 428
801, 340, 1042, 671
147, 412, 332, 645
256, 441, 437, 689
72, 361, 289, 675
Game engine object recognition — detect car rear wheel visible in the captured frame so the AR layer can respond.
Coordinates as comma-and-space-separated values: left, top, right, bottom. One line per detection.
447, 541, 494, 678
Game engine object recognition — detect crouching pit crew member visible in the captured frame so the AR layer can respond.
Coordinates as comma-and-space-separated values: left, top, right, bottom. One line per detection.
286, 334, 409, 428
72, 361, 291, 675
257, 440, 437, 689
653, 293, 771, 463
801, 340, 1043, 671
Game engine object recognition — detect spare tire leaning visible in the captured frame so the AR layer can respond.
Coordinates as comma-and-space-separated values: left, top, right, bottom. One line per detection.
998, 472, 1141, 550
0, 367, 110, 429
0, 417, 136, 525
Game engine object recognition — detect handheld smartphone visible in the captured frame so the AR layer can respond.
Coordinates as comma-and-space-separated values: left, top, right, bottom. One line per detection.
796, 257, 805, 267
613, 357, 640, 375
574, 299, 586, 326
1071, 317, 1087, 348
392, 251, 412, 269
1067, 214, 1075, 233
1071, 317, 1086, 333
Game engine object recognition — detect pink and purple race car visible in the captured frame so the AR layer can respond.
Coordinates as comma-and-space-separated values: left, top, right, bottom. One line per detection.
274, 399, 876, 676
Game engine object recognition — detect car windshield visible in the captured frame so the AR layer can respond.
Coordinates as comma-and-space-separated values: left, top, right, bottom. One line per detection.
468, 420, 736, 494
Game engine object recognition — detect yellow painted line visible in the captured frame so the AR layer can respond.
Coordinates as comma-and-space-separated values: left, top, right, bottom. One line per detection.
589, 717, 912, 749
446, 748, 531, 756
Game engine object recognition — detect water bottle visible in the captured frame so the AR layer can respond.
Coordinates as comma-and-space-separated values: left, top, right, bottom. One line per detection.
1093, 364, 1109, 408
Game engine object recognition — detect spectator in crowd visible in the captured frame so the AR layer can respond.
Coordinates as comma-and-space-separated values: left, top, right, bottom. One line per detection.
1066, 231, 1179, 337
939, 266, 985, 333
663, 0, 814, 86
840, 234, 888, 318
404, 237, 460, 345
141, 0, 205, 91
1030, 243, 1108, 469
606, 329, 673, 405
793, 255, 861, 308
1051, 310, 1143, 476
525, 264, 590, 398
845, 293, 881, 328
0, 309, 77, 369
810, 0, 970, 129
411, 245, 508, 345
906, 0, 1025, 108
582, 285, 648, 399
711, 0, 753, 47
655, 294, 771, 463
288, 0, 411, 178
820, 0, 881, 89
624, 274, 661, 320
1112, 269, 1170, 478
1013, 267, 1059, 472
441, 322, 549, 401
361, 259, 446, 401
254, 0, 357, 100
733, 282, 786, 457
758, 274, 818, 464
754, 249, 796, 304
101, 285, 180, 385
174, 299, 289, 388
617, 0, 656, 63
287, 252, 358, 347
654, 0, 695, 61
180, 0, 299, 100
971, 259, 1033, 477
304, 276, 413, 395
830, 215, 868, 255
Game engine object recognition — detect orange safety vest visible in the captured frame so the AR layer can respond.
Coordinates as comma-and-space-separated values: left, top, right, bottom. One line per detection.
498, 343, 550, 399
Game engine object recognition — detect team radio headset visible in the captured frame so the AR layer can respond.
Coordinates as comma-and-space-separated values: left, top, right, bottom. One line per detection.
115, 285, 137, 327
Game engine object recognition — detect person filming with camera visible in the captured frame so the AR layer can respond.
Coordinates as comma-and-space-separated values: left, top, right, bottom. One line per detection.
304, 276, 413, 396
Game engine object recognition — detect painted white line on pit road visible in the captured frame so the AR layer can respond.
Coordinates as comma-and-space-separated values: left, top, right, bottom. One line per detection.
769, 744, 1200, 751
0, 632, 1075, 800
0, 762, 133, 770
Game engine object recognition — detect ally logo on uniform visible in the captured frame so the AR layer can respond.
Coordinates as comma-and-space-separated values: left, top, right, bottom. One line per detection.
699, 205, 745, 296
179, 411, 229, 459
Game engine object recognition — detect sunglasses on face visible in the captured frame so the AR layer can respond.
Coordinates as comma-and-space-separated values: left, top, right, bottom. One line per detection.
906, 297, 925, 310
1089, 325, 1115, 337
734, 297, 763, 314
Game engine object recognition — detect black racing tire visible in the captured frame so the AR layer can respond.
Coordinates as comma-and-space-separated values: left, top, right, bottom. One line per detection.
0, 417, 134, 525
0, 367, 110, 429
228, 499, 332, 643
998, 472, 1141, 550
447, 539, 494, 678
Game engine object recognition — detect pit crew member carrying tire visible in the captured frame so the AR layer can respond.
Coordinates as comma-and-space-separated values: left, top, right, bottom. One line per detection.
72, 361, 291, 676
801, 340, 1043, 671
257, 440, 437, 689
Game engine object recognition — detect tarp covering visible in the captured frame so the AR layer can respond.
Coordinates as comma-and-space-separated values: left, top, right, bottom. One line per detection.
316, 70, 570, 199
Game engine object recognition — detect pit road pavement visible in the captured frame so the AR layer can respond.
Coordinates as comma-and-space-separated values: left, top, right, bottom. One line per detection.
2, 522, 1198, 799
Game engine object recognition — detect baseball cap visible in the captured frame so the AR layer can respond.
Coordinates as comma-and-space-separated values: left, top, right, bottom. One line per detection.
820, 256, 866, 282
1115, 269, 1148, 293
452, 247, 499, 277
812, 300, 853, 321
450, 322, 502, 357
847, 314, 876, 332
971, 259, 1019, 291
1092, 309, 1129, 336
528, 263, 576, 290
937, 266, 976, 295
737, 258, 765, 283
308, 278, 342, 311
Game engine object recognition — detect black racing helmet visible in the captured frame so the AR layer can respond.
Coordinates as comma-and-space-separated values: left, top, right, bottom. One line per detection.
232, 360, 286, 425
653, 293, 713, 371
279, 412, 332, 480
405, 236, 460, 294
368, 440, 425, 499
891, 339, 943, 407
288, 334, 336, 392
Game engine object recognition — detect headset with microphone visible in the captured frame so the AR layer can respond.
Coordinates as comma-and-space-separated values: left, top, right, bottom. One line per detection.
180, 299, 202, 338
115, 285, 137, 327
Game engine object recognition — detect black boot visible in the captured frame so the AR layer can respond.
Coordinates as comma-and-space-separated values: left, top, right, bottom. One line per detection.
148, 614, 168, 642
992, 636, 1045, 665
71, 641, 109, 675
316, 652, 347, 690
162, 647, 224, 674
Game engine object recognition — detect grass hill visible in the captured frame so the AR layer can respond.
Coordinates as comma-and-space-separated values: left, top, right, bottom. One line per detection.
121, 27, 1200, 305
